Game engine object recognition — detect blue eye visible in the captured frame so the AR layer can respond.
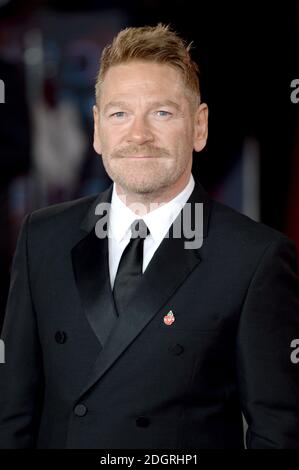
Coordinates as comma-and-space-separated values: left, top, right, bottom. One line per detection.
111, 112, 126, 118
156, 110, 171, 116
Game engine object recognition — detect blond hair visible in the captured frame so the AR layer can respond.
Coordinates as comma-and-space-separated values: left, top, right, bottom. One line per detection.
95, 23, 201, 109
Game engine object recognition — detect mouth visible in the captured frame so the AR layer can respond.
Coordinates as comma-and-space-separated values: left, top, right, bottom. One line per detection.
124, 156, 159, 159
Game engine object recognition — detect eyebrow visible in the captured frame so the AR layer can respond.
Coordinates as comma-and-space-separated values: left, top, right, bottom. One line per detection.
103, 101, 129, 114
103, 99, 181, 114
149, 100, 181, 110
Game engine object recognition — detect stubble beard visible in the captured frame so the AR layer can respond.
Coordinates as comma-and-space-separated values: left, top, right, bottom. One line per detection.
101, 143, 189, 196
103, 157, 178, 195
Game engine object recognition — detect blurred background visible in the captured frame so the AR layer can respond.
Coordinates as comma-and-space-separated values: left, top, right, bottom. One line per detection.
0, 0, 298, 330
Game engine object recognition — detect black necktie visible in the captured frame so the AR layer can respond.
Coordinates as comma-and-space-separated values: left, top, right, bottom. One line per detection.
113, 219, 150, 315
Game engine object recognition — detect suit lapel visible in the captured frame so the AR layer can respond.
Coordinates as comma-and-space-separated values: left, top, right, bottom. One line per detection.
71, 185, 118, 348
73, 180, 212, 399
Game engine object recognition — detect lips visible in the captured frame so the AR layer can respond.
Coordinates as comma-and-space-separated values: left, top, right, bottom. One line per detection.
124, 155, 159, 158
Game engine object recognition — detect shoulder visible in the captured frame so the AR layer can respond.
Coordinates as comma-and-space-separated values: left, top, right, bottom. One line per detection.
212, 199, 286, 240
207, 198, 295, 257
23, 194, 102, 245
28, 194, 99, 226
200, 198, 298, 284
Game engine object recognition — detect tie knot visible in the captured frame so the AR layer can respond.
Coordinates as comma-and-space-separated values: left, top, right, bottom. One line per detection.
130, 219, 149, 239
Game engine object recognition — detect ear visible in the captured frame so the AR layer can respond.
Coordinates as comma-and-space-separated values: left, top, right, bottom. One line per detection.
93, 104, 102, 155
193, 103, 209, 152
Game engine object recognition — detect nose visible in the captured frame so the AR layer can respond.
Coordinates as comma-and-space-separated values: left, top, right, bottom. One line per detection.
126, 114, 154, 145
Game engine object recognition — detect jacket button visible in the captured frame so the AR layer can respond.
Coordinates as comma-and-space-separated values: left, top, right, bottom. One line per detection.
74, 404, 87, 417
136, 416, 150, 427
55, 331, 67, 344
169, 344, 184, 355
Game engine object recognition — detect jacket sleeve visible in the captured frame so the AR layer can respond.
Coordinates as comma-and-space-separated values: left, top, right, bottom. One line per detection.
0, 213, 44, 448
237, 236, 299, 448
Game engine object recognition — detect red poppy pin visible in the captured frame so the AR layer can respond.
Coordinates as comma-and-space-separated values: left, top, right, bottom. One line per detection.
164, 310, 175, 326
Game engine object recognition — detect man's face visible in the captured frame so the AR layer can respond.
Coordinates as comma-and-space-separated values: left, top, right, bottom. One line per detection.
93, 61, 208, 195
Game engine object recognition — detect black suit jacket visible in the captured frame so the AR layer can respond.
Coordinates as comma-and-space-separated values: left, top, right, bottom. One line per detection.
1, 181, 299, 449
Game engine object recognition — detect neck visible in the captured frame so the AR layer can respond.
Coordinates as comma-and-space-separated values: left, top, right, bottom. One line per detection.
115, 172, 191, 216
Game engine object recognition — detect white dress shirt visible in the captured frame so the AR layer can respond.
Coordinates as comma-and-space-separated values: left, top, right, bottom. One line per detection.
108, 173, 195, 289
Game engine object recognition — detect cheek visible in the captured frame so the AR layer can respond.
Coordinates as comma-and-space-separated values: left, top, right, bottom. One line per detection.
98, 131, 112, 152
93, 126, 102, 154
164, 123, 193, 147
99, 126, 126, 150
167, 127, 193, 154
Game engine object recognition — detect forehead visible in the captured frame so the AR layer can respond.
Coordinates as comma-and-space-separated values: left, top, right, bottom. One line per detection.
99, 61, 187, 104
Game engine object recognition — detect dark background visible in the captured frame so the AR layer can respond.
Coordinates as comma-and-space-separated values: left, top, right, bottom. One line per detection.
0, 0, 298, 329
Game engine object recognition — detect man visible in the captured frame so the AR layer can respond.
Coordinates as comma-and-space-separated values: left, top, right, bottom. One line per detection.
0, 24, 299, 449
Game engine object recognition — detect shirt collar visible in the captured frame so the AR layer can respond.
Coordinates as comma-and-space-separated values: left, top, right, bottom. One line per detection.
109, 173, 195, 243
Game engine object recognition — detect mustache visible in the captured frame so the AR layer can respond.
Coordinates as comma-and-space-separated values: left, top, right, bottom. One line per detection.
111, 144, 170, 158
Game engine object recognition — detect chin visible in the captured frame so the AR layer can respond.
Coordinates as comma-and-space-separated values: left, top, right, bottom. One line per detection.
123, 182, 158, 194
106, 162, 177, 195
118, 177, 169, 195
